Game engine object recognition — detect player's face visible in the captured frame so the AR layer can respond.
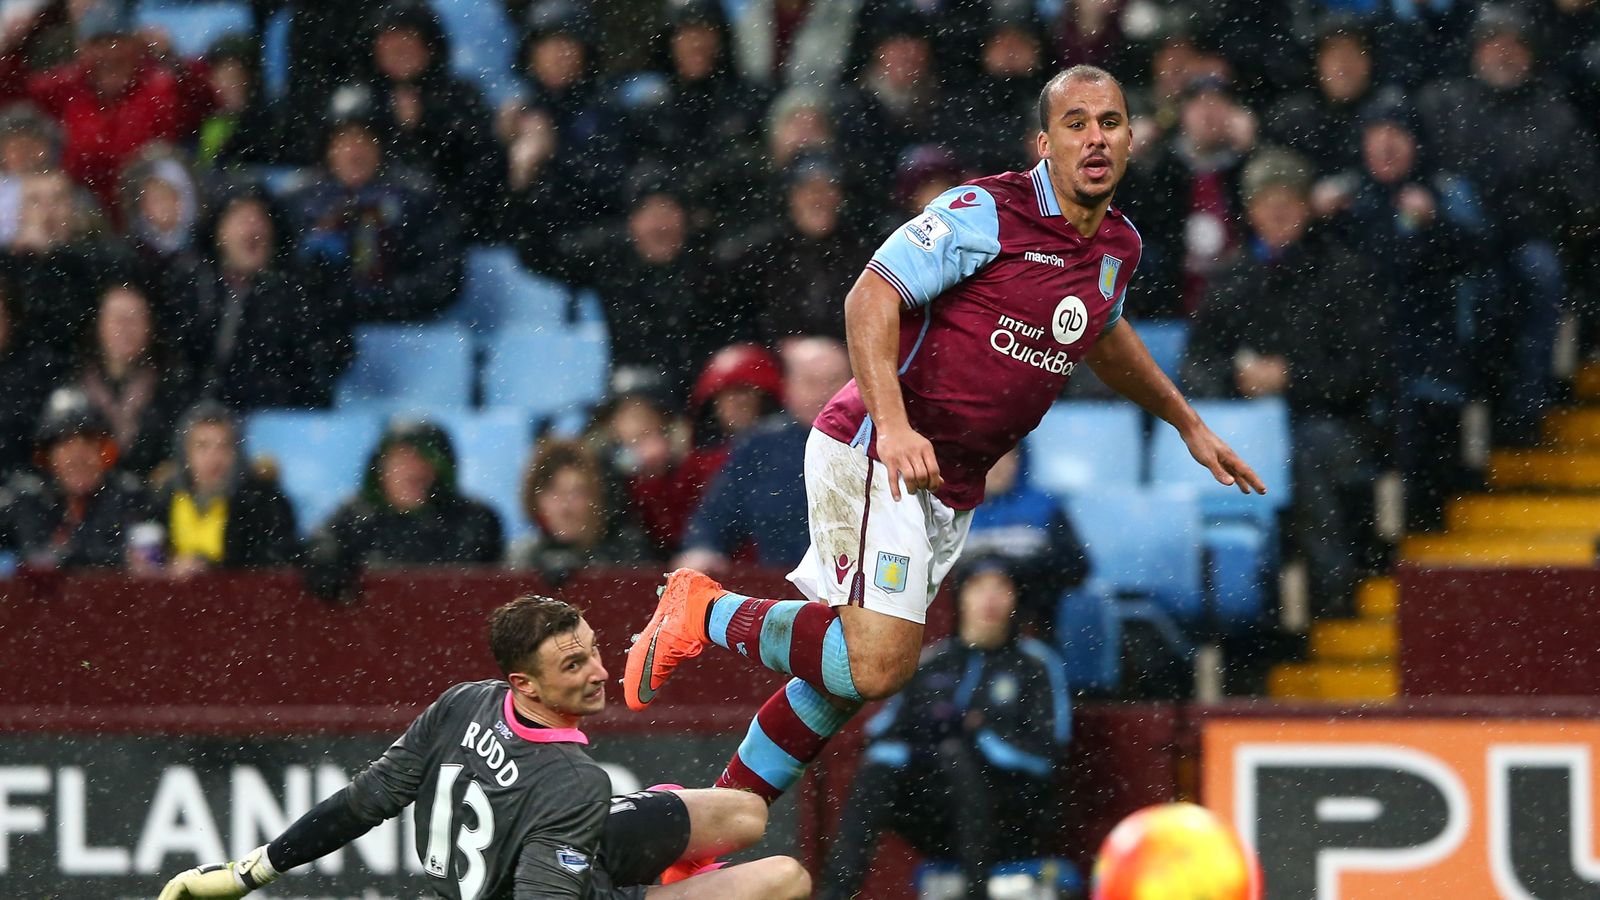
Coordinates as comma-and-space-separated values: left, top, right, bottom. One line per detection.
1038, 78, 1131, 210
531, 619, 608, 717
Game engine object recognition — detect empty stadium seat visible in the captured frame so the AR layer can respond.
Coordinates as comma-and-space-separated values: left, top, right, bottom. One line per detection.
917, 857, 1083, 898
1146, 400, 1289, 639
1024, 402, 1143, 496
452, 247, 571, 332
1148, 398, 1291, 524
428, 0, 520, 104
135, 2, 252, 57
261, 7, 289, 99
335, 324, 475, 409
1065, 485, 1204, 624
481, 328, 609, 418
1134, 318, 1189, 382
431, 407, 539, 539
245, 410, 385, 533
1056, 583, 1123, 694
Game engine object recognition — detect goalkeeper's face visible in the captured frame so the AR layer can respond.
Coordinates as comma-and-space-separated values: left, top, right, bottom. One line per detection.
528, 618, 608, 718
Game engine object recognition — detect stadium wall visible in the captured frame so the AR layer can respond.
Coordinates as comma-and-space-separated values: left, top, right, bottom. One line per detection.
3, 568, 1599, 898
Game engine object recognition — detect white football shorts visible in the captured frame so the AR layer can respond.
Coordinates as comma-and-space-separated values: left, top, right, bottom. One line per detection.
787, 428, 973, 625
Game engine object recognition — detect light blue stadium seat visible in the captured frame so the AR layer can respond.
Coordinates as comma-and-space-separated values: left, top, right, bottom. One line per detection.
335, 324, 475, 409
257, 165, 311, 197
916, 857, 1082, 898
428, 0, 520, 104
1149, 398, 1291, 524
430, 407, 538, 540
1056, 582, 1122, 694
1135, 318, 1189, 382
245, 410, 385, 534
1066, 485, 1204, 624
1205, 521, 1270, 634
1025, 402, 1143, 496
481, 328, 609, 418
261, 7, 289, 99
1149, 399, 1288, 638
135, 2, 252, 57
452, 246, 571, 332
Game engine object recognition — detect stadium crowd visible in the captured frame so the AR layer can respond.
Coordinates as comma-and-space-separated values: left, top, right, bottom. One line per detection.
0, 0, 1596, 634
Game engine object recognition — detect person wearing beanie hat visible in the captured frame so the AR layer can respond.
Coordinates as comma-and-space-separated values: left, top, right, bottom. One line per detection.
302, 418, 503, 601
820, 552, 1070, 899
1335, 88, 1486, 531
283, 82, 464, 323
363, 0, 502, 239
1418, 0, 1600, 447
734, 151, 870, 344
837, 9, 949, 191
1183, 144, 1390, 618
0, 387, 151, 571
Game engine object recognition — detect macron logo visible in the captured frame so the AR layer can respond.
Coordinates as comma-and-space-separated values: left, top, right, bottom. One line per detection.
1025, 251, 1065, 268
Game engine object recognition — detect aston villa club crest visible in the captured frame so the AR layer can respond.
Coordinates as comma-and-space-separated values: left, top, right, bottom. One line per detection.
1099, 254, 1122, 301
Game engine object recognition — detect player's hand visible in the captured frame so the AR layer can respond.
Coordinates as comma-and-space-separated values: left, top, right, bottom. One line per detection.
876, 425, 942, 501
157, 845, 280, 900
1181, 423, 1266, 495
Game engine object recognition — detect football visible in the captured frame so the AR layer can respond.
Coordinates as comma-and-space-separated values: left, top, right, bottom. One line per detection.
1092, 802, 1261, 900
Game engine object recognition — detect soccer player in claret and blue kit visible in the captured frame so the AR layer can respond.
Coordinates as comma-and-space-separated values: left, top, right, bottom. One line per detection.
624, 65, 1267, 801
158, 595, 810, 900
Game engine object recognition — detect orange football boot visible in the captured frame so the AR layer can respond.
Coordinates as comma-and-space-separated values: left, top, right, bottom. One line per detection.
623, 568, 725, 711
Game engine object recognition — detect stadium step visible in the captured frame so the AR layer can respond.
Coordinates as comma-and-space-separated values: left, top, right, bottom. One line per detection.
1445, 494, 1600, 533
1399, 532, 1597, 566
1545, 406, 1600, 447
1309, 617, 1396, 660
1488, 450, 1600, 489
1356, 577, 1398, 619
1268, 661, 1399, 702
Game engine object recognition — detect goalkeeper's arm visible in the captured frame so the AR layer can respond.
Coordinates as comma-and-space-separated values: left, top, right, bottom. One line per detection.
157, 788, 381, 899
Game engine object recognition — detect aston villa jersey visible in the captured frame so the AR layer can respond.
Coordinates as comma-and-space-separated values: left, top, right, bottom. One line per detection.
815, 159, 1143, 509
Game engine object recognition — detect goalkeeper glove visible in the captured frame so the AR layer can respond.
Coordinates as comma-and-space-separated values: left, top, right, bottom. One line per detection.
157, 844, 282, 900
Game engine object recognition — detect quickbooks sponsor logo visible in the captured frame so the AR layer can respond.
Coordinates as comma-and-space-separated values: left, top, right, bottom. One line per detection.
989, 316, 1075, 375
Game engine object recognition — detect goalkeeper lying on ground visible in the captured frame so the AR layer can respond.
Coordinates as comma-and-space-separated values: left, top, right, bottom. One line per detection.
159, 595, 809, 900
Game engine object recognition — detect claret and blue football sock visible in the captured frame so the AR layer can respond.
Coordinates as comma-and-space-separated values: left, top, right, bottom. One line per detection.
704, 592, 862, 702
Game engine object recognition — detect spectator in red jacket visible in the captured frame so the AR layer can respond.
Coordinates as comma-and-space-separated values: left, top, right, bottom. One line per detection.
679, 342, 785, 510
0, 5, 214, 208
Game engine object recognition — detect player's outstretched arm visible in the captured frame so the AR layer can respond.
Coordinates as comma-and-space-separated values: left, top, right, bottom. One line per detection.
157, 845, 281, 900
846, 269, 942, 500
1084, 319, 1266, 495
157, 788, 385, 899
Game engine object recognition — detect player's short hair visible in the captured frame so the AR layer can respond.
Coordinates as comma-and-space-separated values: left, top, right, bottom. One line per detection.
489, 595, 583, 677
1038, 65, 1124, 131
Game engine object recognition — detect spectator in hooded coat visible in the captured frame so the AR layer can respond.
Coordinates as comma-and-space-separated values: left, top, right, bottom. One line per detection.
283, 89, 463, 323
303, 419, 503, 600
358, 1, 503, 240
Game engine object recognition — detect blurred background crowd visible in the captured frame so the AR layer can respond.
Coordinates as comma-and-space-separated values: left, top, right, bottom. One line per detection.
0, 0, 1596, 699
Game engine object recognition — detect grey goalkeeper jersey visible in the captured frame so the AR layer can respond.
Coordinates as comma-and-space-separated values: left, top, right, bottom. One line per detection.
346, 679, 613, 900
